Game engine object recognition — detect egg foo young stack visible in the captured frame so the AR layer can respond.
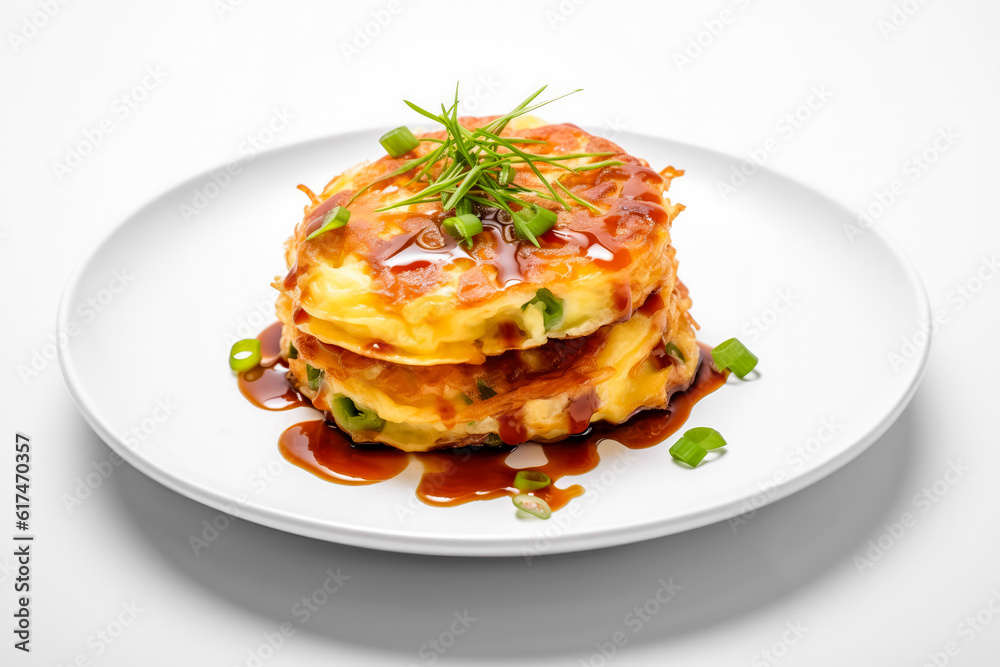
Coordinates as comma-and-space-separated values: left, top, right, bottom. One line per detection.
272, 114, 698, 453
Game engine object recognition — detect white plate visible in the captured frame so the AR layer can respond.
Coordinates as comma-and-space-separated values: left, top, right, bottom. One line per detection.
58, 130, 929, 557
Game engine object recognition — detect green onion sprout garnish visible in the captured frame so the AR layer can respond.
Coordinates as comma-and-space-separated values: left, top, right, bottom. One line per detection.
513, 494, 552, 520
229, 339, 262, 372
669, 427, 727, 468
711, 338, 759, 378
349, 85, 621, 248
379, 126, 420, 158
331, 394, 386, 432
288, 343, 298, 360
477, 378, 497, 400
514, 470, 551, 492
442, 213, 483, 247
522, 288, 563, 330
306, 364, 323, 390
306, 206, 351, 241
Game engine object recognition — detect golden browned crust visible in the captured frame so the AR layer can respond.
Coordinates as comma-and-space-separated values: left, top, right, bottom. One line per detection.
274, 119, 685, 364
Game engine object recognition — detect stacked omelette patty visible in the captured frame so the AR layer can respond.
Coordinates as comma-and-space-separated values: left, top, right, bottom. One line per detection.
274, 118, 698, 452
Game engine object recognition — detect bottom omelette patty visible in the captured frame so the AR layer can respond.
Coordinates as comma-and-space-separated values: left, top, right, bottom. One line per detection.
277, 286, 699, 452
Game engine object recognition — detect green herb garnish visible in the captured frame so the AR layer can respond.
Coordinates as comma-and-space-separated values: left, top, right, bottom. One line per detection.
350, 85, 621, 247
522, 288, 564, 331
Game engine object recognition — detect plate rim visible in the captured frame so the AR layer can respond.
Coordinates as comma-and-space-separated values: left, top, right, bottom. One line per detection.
56, 127, 932, 557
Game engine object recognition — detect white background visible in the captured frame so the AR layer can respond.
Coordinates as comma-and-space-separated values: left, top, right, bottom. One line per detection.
3, 0, 999, 665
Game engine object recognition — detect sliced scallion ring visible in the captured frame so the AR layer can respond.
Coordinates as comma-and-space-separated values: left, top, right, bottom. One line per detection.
680, 427, 727, 450
512, 494, 552, 519
513, 470, 551, 491
711, 337, 758, 378
512, 205, 557, 247
229, 339, 262, 372
442, 213, 483, 247
379, 126, 420, 158
669, 438, 707, 468
306, 206, 351, 241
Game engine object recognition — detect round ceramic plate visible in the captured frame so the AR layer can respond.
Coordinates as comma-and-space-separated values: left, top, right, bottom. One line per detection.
58, 129, 929, 557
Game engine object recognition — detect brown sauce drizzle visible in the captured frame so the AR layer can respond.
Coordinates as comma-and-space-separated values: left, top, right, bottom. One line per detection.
237, 322, 312, 411
256, 336, 726, 513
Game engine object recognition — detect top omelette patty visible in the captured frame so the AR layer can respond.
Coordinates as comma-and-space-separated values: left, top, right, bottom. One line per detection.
276, 118, 684, 365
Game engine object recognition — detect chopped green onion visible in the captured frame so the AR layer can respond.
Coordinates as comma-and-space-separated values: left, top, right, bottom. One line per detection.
669, 427, 727, 468
522, 288, 563, 331
669, 438, 707, 468
484, 433, 504, 447
331, 394, 386, 432
500, 163, 515, 186
306, 206, 351, 240
306, 364, 323, 390
663, 341, 685, 363
229, 339, 262, 372
379, 126, 420, 158
288, 343, 299, 360
455, 198, 473, 216
477, 378, 497, 399
512, 494, 551, 519
458, 392, 474, 405
512, 205, 557, 247
711, 338, 758, 378
514, 470, 551, 491
442, 213, 483, 247
681, 427, 727, 450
